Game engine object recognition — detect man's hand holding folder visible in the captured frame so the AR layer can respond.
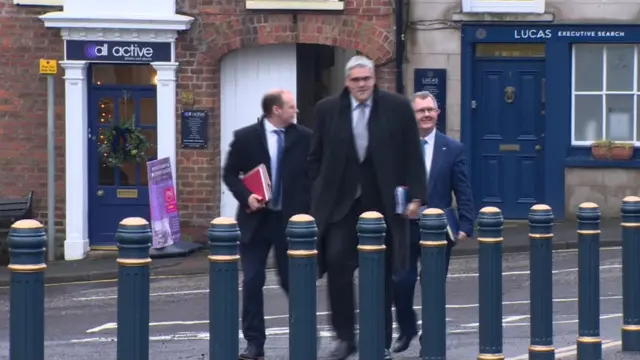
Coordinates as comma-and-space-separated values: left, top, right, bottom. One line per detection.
241, 164, 272, 212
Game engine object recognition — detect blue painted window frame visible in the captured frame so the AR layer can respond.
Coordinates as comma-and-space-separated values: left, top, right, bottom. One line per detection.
461, 24, 640, 219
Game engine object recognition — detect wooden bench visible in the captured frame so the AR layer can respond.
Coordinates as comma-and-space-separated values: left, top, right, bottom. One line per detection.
0, 191, 35, 233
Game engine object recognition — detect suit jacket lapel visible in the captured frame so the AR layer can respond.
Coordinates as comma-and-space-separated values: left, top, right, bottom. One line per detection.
428, 132, 444, 189
284, 124, 300, 151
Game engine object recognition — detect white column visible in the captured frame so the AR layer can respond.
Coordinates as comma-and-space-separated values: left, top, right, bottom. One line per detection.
152, 62, 179, 186
60, 61, 89, 260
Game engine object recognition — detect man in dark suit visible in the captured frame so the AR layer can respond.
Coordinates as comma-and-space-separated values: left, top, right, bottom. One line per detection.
222, 89, 312, 360
391, 91, 475, 354
308, 55, 427, 360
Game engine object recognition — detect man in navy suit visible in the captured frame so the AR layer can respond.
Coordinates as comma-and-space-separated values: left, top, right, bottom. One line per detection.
223, 89, 312, 359
391, 91, 475, 353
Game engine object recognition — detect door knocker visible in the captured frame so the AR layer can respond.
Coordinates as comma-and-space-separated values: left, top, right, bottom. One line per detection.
504, 86, 516, 103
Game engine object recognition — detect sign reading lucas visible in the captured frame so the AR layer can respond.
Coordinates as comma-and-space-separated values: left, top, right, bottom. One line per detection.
65, 40, 172, 63
514, 29, 626, 39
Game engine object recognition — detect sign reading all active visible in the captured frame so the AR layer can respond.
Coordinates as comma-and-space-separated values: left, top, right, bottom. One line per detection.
65, 40, 172, 63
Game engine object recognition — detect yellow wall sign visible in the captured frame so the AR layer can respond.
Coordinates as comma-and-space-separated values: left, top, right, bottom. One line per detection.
39, 59, 57, 75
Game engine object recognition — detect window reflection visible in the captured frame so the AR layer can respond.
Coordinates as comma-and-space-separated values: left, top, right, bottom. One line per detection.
140, 130, 158, 186
140, 98, 157, 126
93, 64, 157, 86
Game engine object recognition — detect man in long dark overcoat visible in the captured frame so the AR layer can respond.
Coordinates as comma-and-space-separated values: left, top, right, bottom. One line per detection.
308, 55, 427, 360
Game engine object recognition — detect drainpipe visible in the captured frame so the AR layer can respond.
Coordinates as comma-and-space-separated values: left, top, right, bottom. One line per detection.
395, 0, 405, 94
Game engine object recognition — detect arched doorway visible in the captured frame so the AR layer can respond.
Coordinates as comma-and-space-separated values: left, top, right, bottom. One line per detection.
218, 43, 357, 218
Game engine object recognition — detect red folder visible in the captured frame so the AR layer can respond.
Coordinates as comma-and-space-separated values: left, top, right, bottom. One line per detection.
241, 164, 272, 201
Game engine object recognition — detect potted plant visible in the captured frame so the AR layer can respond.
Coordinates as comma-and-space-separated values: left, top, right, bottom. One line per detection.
591, 140, 611, 159
610, 141, 635, 160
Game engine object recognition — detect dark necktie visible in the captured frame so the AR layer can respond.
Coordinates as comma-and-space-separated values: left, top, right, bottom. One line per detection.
421, 138, 429, 181
271, 129, 285, 209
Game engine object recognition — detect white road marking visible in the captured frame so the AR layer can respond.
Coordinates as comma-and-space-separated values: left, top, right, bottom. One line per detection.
461, 313, 621, 328
72, 264, 622, 302
84, 294, 624, 333
505, 340, 617, 360
506, 339, 619, 360
78, 326, 476, 343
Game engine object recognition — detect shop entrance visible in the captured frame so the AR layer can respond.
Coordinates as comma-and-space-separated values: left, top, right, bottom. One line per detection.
471, 44, 546, 219
88, 64, 158, 247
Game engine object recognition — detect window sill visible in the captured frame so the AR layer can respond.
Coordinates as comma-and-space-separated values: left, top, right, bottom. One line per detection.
245, 0, 344, 10
565, 157, 640, 168
13, 0, 62, 5
565, 146, 640, 168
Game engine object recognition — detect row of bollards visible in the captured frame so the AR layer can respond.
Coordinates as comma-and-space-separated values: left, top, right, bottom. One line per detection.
7, 198, 640, 359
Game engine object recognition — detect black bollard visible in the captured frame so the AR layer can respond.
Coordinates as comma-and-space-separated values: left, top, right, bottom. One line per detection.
286, 214, 318, 360
477, 207, 504, 360
116, 217, 152, 360
621, 196, 640, 352
208, 217, 240, 359
8, 219, 47, 360
420, 208, 448, 360
528, 204, 555, 359
576, 202, 602, 359
357, 211, 386, 360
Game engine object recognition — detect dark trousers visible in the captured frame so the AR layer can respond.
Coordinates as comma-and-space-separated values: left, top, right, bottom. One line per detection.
392, 220, 453, 337
325, 201, 395, 349
239, 210, 288, 348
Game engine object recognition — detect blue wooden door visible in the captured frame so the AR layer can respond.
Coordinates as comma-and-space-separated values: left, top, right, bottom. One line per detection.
89, 89, 157, 246
472, 60, 545, 219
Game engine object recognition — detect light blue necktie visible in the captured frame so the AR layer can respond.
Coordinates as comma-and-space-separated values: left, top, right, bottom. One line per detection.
271, 129, 285, 209
418, 138, 429, 216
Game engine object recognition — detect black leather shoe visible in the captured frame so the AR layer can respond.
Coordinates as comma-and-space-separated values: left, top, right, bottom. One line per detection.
385, 348, 393, 359
328, 340, 357, 360
391, 333, 417, 353
239, 344, 265, 360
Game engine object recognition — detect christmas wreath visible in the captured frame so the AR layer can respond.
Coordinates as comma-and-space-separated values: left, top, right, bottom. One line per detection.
98, 118, 152, 168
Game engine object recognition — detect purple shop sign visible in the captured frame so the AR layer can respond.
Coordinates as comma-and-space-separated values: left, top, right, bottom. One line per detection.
147, 157, 181, 249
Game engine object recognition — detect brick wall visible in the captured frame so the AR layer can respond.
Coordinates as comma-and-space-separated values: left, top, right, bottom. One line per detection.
0, 0, 398, 241
175, 0, 398, 240
0, 2, 65, 228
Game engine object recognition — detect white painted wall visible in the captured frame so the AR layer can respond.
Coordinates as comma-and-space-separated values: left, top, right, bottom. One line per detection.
219, 44, 297, 219
406, 0, 640, 140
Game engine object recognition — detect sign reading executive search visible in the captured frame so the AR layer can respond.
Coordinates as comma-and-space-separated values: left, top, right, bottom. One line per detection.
65, 40, 172, 63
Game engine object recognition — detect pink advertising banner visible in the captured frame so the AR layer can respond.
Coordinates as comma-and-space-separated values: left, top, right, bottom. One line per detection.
147, 157, 181, 249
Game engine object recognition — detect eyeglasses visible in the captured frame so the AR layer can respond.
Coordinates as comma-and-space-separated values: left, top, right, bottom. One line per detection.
415, 107, 438, 115
349, 76, 373, 83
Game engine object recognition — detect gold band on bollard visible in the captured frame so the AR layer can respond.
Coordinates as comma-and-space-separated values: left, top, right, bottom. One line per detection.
116, 258, 152, 266
477, 237, 503, 243
622, 324, 640, 331
529, 233, 553, 239
207, 255, 240, 262
287, 250, 318, 257
7, 263, 47, 272
528, 345, 555, 352
357, 245, 386, 252
477, 353, 504, 360
420, 240, 448, 247
576, 336, 601, 343
621, 222, 640, 228
577, 230, 601, 235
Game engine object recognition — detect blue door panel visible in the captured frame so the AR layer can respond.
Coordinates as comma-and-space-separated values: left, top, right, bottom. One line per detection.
89, 88, 157, 246
472, 60, 545, 219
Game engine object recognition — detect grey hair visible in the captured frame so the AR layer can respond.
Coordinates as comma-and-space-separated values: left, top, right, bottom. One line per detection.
412, 91, 438, 109
344, 55, 375, 78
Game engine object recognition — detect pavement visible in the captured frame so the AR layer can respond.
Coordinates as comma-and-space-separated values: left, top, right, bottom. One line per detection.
0, 247, 639, 359
0, 218, 624, 286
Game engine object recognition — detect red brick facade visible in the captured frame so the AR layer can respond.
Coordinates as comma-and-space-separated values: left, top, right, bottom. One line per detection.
0, 0, 397, 242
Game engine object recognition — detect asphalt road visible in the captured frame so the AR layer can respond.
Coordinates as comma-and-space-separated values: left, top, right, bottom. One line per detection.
0, 247, 639, 359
